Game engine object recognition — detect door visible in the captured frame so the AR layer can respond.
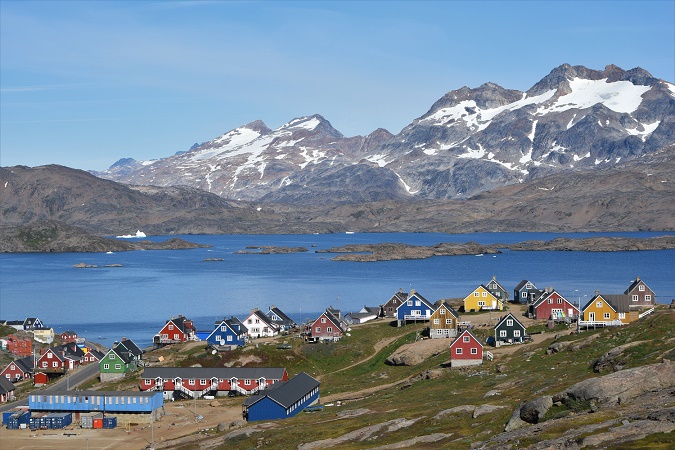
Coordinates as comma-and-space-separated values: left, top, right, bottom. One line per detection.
589, 312, 595, 322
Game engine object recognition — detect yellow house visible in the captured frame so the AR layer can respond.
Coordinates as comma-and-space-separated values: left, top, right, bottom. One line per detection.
582, 294, 637, 325
429, 302, 459, 338
463, 285, 504, 312
32, 327, 54, 344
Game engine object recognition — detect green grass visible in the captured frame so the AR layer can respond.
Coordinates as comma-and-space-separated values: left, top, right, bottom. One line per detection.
131, 310, 675, 449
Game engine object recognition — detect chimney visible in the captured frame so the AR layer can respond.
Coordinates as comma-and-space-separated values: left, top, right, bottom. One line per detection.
252, 308, 258, 313
636, 276, 640, 281
122, 337, 127, 341
595, 290, 599, 296
178, 314, 183, 318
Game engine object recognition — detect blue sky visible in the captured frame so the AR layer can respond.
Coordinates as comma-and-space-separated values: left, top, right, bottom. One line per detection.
1, 1, 673, 171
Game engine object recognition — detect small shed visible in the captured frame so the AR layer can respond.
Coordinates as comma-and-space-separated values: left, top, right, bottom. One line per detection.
242, 372, 320, 422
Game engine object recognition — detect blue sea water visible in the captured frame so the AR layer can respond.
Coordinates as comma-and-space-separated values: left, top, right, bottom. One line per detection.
1, 231, 673, 349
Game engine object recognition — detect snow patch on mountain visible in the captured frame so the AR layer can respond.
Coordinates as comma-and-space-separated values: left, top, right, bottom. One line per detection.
540, 78, 650, 115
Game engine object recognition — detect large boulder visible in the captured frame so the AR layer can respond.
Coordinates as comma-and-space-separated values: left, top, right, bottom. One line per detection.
519, 396, 553, 424
559, 361, 675, 405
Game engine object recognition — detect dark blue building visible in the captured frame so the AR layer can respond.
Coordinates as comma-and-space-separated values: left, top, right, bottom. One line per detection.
242, 372, 320, 422
205, 318, 247, 347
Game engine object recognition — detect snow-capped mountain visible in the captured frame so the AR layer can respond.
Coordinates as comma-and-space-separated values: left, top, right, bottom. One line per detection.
97, 64, 675, 203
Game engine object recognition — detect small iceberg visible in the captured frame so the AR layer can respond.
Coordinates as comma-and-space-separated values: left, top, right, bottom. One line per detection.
116, 230, 147, 239
106, 251, 114, 254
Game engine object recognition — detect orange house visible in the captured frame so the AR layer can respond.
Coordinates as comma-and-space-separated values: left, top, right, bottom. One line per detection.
581, 294, 637, 325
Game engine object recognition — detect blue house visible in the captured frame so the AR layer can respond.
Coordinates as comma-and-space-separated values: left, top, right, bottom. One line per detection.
395, 290, 435, 326
513, 280, 542, 304
206, 318, 247, 348
242, 372, 320, 422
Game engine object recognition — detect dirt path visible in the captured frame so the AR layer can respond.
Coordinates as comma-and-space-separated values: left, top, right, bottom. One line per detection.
328, 335, 402, 376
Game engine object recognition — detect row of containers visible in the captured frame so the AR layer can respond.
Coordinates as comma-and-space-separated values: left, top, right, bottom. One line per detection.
3, 410, 117, 430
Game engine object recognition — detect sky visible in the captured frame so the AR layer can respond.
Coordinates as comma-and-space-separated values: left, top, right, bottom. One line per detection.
1, 1, 673, 171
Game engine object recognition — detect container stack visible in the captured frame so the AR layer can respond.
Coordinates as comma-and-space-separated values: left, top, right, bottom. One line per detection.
29, 412, 47, 430
43, 413, 73, 429
6, 410, 31, 429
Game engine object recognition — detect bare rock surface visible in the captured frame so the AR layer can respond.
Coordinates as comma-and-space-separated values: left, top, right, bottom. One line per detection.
297, 418, 421, 450
386, 339, 448, 366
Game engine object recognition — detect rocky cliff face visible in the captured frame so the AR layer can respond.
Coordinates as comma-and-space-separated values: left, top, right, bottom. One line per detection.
95, 64, 675, 204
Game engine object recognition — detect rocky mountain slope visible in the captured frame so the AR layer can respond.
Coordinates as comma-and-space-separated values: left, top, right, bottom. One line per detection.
2, 144, 674, 235
95, 64, 675, 204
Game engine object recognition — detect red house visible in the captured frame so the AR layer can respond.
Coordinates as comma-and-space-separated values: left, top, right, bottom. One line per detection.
35, 343, 85, 378
60, 330, 78, 343
140, 367, 289, 399
153, 315, 196, 346
450, 330, 484, 367
308, 309, 345, 343
6, 335, 32, 357
528, 289, 579, 320
1, 356, 35, 383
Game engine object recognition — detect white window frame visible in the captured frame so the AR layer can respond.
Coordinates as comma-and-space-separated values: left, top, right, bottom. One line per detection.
499, 330, 507, 337
471, 348, 478, 355
189, 379, 195, 386
115, 364, 121, 370
455, 348, 463, 354
103, 364, 109, 370
645, 295, 652, 302
463, 336, 470, 342
603, 313, 611, 319
506, 319, 513, 326
514, 330, 521, 337
639, 285, 645, 291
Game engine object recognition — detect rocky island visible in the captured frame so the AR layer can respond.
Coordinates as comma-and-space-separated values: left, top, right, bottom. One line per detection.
319, 236, 675, 261
234, 245, 308, 254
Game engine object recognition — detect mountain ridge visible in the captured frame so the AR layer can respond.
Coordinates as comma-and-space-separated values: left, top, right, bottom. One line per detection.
93, 63, 674, 204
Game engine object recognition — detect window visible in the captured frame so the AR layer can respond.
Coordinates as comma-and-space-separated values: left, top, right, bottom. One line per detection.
415, 300, 421, 306
522, 292, 526, 298
321, 318, 326, 323
507, 319, 513, 326
514, 330, 521, 337
168, 325, 174, 330
221, 326, 227, 331
500, 330, 507, 337
482, 291, 487, 297
433, 319, 440, 325
474, 292, 479, 297
603, 313, 611, 319
52, 361, 58, 367
407, 300, 413, 306
227, 335, 233, 342
478, 301, 485, 306
645, 295, 652, 302
244, 379, 251, 385
327, 327, 332, 333
110, 354, 115, 360
456, 348, 463, 354
463, 336, 470, 342
144, 379, 151, 385
315, 327, 321, 333
104, 364, 109, 370
440, 309, 445, 315
619, 313, 626, 319
200, 379, 207, 386
558, 298, 563, 304
47, 353, 52, 359
10, 365, 15, 370
632, 295, 638, 302
471, 348, 478, 354
639, 285, 645, 291
189, 379, 195, 385
548, 299, 553, 304
446, 319, 452, 325
596, 301, 603, 308
115, 364, 121, 370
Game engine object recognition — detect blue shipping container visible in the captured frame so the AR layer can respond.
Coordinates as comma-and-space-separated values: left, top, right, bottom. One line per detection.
103, 417, 117, 429
7, 411, 31, 430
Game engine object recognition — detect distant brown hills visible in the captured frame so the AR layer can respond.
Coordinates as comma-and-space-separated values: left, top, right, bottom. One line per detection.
1, 144, 673, 239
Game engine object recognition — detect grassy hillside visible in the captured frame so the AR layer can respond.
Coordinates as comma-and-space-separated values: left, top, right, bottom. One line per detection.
152, 308, 675, 449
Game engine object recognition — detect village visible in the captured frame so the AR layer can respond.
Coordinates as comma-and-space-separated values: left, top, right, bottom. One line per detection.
0, 275, 663, 447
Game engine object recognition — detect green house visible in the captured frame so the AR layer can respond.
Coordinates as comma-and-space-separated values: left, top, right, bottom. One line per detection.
99, 340, 142, 382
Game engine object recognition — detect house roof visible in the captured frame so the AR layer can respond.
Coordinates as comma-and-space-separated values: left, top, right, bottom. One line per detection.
170, 316, 195, 333
246, 310, 278, 330
434, 302, 459, 318
396, 290, 435, 311
494, 313, 526, 331
0, 377, 16, 394
242, 372, 319, 409
514, 280, 535, 291
345, 311, 377, 321
89, 350, 105, 361
61, 330, 77, 336
486, 277, 509, 294
142, 367, 287, 380
108, 346, 132, 364
360, 306, 381, 315
118, 339, 143, 357
625, 277, 652, 295
14, 356, 35, 373
267, 306, 297, 326
602, 294, 632, 313
385, 291, 408, 305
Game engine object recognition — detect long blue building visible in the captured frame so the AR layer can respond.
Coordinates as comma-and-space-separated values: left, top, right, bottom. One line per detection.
29, 390, 163, 419
242, 372, 320, 422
